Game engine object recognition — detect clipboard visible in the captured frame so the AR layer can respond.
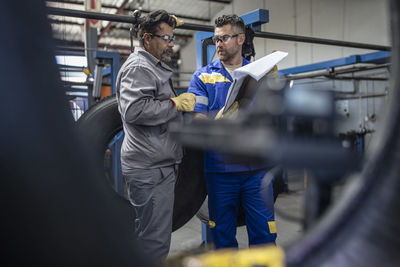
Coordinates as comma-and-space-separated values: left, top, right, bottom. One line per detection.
223, 51, 288, 114
223, 75, 259, 113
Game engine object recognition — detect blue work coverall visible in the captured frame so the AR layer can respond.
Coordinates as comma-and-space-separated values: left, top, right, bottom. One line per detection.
188, 58, 277, 248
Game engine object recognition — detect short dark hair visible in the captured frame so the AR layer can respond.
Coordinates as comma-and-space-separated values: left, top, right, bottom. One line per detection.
214, 14, 245, 34
138, 10, 176, 45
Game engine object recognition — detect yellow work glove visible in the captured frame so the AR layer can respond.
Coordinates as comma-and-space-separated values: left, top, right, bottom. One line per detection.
170, 92, 196, 112
268, 65, 279, 79
269, 50, 279, 80
214, 101, 239, 120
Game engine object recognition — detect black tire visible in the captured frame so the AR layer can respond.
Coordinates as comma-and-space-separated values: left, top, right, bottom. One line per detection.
77, 96, 207, 231
77, 95, 283, 229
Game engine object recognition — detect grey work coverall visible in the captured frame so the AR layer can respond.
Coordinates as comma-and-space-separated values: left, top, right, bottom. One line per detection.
116, 46, 183, 260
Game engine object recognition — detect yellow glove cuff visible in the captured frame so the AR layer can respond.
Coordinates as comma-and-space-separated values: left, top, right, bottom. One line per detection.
170, 92, 196, 112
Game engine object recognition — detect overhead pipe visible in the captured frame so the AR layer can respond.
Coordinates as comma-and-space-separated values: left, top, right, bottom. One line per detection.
286, 63, 391, 80
46, 7, 391, 51
335, 92, 388, 100
47, 6, 139, 24
253, 31, 390, 51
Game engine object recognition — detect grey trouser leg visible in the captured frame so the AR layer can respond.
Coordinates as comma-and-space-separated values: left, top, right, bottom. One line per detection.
123, 166, 176, 261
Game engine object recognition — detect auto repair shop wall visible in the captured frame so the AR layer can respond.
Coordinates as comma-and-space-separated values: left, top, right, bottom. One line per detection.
179, 0, 390, 151
180, 0, 389, 71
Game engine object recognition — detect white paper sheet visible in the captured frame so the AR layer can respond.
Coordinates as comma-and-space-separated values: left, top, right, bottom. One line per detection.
223, 51, 288, 112
232, 51, 288, 81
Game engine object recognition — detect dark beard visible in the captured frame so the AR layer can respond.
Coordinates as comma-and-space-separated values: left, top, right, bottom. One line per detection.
219, 52, 234, 62
161, 48, 173, 62
218, 46, 240, 63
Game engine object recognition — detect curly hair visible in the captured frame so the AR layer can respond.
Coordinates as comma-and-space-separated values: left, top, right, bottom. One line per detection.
214, 14, 245, 34
138, 10, 176, 45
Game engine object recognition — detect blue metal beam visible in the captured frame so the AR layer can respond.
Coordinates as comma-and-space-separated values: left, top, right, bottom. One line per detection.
280, 51, 391, 75
196, 32, 215, 70
240, 9, 269, 31
93, 50, 120, 94
360, 51, 391, 64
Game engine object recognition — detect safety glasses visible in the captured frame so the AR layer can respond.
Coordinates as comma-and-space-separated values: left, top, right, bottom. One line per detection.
212, 33, 242, 44
147, 33, 176, 43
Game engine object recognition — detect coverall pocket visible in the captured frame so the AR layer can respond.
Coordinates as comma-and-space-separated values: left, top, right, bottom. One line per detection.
124, 168, 161, 236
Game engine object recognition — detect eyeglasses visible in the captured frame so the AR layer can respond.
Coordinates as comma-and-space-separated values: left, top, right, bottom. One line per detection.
212, 33, 242, 44
147, 33, 176, 43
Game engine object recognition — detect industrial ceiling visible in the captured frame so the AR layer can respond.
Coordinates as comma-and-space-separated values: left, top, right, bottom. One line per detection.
47, 0, 231, 56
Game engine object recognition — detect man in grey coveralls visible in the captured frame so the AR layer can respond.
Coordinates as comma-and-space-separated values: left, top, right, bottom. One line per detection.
116, 10, 196, 261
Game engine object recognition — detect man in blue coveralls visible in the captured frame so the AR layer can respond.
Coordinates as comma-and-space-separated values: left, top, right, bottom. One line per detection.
187, 14, 277, 248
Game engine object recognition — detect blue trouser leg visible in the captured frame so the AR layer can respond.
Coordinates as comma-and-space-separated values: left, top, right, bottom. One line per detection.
205, 170, 276, 249
241, 170, 277, 245
205, 172, 240, 248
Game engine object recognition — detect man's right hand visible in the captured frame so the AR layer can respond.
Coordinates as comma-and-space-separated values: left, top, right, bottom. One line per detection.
170, 93, 196, 112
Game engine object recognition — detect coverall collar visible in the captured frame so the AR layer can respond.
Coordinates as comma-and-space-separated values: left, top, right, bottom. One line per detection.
135, 46, 173, 72
210, 57, 250, 82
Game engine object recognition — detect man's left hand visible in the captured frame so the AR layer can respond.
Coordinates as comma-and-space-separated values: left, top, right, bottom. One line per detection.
170, 93, 196, 112
214, 101, 239, 120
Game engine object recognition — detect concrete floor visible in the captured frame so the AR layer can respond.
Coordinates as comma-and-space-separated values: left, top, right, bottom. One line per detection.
168, 170, 305, 257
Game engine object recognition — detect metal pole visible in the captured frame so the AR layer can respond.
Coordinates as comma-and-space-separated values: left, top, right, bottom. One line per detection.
287, 63, 391, 80
47, 7, 138, 24
335, 93, 387, 100
253, 31, 390, 51
46, 7, 391, 51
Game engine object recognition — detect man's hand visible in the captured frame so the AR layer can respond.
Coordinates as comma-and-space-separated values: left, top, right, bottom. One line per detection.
214, 101, 239, 120
268, 65, 279, 79
170, 93, 196, 112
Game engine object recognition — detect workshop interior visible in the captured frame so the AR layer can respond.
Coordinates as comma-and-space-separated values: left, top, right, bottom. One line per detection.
1, 0, 400, 266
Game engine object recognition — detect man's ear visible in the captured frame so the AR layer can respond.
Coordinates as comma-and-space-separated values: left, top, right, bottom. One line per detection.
143, 34, 151, 48
238, 33, 246, 45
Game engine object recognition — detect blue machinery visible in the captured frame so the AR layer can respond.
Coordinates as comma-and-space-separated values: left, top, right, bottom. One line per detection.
86, 51, 126, 195
91, 50, 125, 195
280, 51, 390, 156
93, 50, 120, 95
